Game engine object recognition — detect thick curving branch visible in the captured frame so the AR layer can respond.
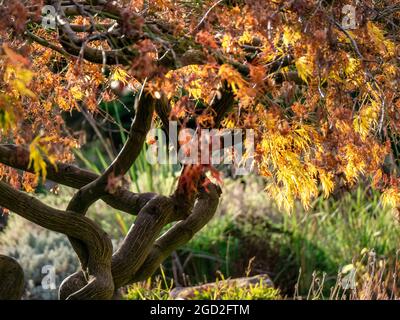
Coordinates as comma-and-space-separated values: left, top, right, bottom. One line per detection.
111, 194, 182, 288
60, 168, 203, 297
58, 192, 176, 298
0, 144, 156, 215
59, 193, 176, 298
0, 181, 114, 300
67, 93, 155, 214
61, 93, 155, 288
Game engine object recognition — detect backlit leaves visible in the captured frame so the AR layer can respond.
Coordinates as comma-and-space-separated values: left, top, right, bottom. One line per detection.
218, 64, 247, 96
111, 67, 130, 85
381, 187, 400, 209
367, 21, 395, 57
2, 45, 35, 99
282, 26, 301, 48
295, 56, 313, 84
1, 1, 400, 213
28, 136, 57, 182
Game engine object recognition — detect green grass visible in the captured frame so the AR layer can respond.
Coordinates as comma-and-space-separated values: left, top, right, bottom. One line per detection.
125, 268, 173, 300
274, 186, 399, 294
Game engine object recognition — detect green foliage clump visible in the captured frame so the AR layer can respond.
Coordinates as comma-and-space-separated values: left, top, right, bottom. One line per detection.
191, 279, 281, 300
125, 274, 281, 300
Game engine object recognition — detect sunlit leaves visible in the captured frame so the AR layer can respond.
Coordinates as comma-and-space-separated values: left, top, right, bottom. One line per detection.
22, 172, 38, 193
70, 86, 84, 101
218, 64, 247, 95
2, 45, 35, 99
319, 171, 334, 198
111, 67, 130, 85
161, 64, 219, 103
367, 21, 395, 57
258, 113, 323, 210
1, 1, 400, 214
295, 56, 313, 84
381, 187, 400, 209
344, 57, 360, 77
238, 31, 253, 45
4, 66, 36, 98
28, 136, 57, 182
282, 26, 301, 48
353, 100, 380, 140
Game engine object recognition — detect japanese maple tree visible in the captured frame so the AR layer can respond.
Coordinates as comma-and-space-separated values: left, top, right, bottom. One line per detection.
0, 0, 399, 299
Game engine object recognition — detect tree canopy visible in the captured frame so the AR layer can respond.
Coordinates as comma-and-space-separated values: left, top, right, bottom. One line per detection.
0, 0, 399, 299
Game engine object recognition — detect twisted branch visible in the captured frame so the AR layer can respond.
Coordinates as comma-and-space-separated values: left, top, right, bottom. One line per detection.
0, 144, 156, 215
58, 182, 222, 298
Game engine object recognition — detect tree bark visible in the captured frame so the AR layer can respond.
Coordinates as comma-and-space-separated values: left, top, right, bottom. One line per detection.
0, 255, 25, 300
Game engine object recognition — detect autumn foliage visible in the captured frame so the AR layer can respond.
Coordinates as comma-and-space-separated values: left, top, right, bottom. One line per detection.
0, 0, 399, 299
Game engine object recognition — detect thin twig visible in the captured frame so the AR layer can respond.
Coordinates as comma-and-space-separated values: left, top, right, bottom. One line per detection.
193, 0, 224, 33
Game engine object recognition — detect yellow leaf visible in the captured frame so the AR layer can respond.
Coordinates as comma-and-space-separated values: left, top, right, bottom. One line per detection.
13, 79, 36, 98
319, 171, 334, 198
238, 31, 253, 45
282, 26, 301, 47
367, 21, 385, 44
4, 65, 36, 98
221, 34, 233, 53
218, 64, 247, 95
381, 187, 400, 208
295, 56, 312, 83
367, 21, 395, 57
111, 67, 130, 85
28, 136, 57, 182
70, 86, 84, 100
56, 96, 71, 111
353, 97, 380, 140
345, 57, 360, 76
